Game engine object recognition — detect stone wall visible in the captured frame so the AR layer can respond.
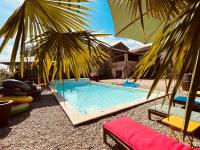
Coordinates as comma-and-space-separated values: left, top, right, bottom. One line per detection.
111, 60, 138, 78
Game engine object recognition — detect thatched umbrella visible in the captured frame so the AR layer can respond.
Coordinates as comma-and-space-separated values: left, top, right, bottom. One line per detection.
107, 0, 164, 43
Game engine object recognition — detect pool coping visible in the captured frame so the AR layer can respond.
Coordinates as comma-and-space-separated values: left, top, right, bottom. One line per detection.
49, 81, 167, 126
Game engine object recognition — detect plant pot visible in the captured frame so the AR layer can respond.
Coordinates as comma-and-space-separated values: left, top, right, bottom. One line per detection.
0, 100, 14, 128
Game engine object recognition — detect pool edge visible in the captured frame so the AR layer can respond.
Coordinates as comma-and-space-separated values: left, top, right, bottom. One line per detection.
48, 82, 167, 126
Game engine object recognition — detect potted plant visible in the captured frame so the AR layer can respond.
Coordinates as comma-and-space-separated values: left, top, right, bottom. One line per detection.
0, 100, 13, 128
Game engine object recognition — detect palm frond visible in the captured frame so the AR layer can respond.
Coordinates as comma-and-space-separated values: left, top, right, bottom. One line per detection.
30, 29, 109, 83
0, 0, 90, 76
134, 1, 200, 135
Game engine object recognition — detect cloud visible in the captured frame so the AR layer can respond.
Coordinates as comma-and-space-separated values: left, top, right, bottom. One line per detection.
0, 43, 12, 61
2, 0, 24, 9
0, 42, 11, 69
0, 41, 20, 62
0, 41, 21, 70
16, 0, 24, 3
7, 0, 24, 5
97, 35, 145, 50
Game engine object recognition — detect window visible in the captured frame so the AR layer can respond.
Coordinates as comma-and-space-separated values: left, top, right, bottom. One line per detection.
116, 69, 123, 78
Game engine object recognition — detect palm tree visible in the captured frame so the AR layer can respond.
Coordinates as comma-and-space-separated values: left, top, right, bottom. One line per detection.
0, 0, 108, 79
30, 29, 108, 83
111, 0, 200, 135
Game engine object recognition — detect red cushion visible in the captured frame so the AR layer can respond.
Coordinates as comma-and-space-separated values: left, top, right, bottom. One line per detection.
103, 117, 193, 150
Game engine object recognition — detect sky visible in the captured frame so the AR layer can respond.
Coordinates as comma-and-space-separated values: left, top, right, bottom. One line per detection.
0, 0, 145, 63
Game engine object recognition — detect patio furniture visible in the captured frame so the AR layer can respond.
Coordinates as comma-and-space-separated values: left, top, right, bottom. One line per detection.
103, 116, 194, 150
148, 104, 200, 122
162, 115, 200, 146
173, 96, 200, 108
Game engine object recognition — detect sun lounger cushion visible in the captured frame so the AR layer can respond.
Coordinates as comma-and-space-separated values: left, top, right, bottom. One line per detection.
150, 104, 200, 123
174, 96, 200, 105
103, 117, 192, 150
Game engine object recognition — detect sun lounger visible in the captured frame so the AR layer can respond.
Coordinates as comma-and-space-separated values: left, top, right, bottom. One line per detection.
161, 115, 200, 147
173, 96, 200, 111
148, 104, 200, 122
103, 116, 194, 150
173, 96, 200, 107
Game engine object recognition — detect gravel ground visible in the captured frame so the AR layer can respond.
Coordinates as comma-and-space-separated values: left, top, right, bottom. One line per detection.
0, 80, 199, 150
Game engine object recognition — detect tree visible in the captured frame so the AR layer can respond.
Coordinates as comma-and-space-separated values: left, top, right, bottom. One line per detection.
0, 0, 108, 80
112, 0, 200, 136
30, 29, 108, 83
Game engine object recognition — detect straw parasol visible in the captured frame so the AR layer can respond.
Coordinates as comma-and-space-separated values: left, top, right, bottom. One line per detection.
107, 0, 164, 43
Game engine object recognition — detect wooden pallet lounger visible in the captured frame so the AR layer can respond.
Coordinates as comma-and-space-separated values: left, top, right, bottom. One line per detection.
148, 104, 200, 122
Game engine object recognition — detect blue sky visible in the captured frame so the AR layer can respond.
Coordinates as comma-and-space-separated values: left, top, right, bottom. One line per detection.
87, 0, 114, 33
0, 0, 144, 62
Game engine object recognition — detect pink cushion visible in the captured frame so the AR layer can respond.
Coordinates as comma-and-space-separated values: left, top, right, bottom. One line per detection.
103, 117, 193, 150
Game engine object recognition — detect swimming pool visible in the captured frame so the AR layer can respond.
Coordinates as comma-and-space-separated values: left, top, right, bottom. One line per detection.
51, 79, 164, 125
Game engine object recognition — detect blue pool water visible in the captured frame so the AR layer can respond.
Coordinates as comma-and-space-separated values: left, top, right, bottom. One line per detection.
53, 79, 150, 115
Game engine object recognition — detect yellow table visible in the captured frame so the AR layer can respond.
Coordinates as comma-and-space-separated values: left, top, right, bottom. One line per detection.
162, 115, 200, 146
